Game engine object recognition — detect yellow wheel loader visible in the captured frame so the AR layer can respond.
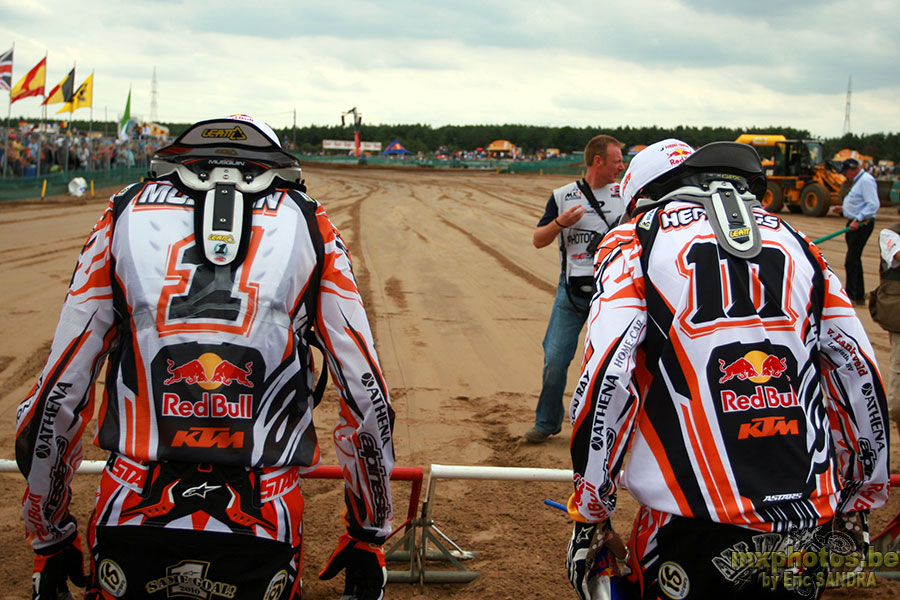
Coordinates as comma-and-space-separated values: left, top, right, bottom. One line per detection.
735, 134, 845, 216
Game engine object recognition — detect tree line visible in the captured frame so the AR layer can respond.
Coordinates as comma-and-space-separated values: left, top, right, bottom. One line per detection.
31, 118, 900, 162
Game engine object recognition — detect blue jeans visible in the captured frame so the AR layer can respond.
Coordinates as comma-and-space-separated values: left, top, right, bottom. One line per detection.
533, 282, 591, 434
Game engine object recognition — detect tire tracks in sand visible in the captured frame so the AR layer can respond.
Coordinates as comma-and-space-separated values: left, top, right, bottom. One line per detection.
438, 216, 553, 294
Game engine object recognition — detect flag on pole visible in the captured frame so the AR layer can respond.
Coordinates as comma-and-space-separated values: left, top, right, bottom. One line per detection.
10, 56, 47, 103
118, 87, 131, 140
43, 67, 75, 105
0, 47, 12, 91
58, 73, 92, 113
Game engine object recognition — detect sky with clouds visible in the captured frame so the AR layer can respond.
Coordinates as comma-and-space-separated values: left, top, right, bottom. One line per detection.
2, 0, 897, 139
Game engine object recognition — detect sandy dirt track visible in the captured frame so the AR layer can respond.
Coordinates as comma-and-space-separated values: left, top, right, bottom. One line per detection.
1, 164, 899, 599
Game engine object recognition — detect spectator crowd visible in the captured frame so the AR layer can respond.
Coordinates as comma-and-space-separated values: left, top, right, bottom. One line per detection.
1, 125, 168, 177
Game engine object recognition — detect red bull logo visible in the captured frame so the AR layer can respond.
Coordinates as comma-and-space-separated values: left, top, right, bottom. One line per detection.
721, 386, 799, 413
718, 351, 787, 384
163, 359, 207, 385
164, 353, 254, 389
666, 145, 693, 166
162, 392, 253, 419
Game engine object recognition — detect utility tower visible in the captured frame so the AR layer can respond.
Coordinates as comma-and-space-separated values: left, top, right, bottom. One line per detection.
341, 107, 363, 161
150, 66, 158, 123
842, 75, 851, 136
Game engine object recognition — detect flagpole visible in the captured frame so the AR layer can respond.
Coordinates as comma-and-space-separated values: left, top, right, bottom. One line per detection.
2, 100, 10, 178
35, 50, 48, 180
87, 71, 94, 171
2, 42, 12, 178
68, 98, 74, 174
63, 61, 75, 178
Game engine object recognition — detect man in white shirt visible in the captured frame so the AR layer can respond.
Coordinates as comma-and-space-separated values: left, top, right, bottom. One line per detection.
830, 158, 881, 304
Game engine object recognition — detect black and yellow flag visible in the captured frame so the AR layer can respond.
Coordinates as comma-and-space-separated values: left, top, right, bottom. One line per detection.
58, 73, 93, 113
43, 68, 75, 105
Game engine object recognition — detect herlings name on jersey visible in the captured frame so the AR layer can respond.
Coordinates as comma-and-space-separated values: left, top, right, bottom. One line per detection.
657, 205, 781, 231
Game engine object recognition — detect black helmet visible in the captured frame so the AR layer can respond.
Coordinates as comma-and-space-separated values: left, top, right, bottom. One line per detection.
622, 140, 766, 259
150, 113, 302, 194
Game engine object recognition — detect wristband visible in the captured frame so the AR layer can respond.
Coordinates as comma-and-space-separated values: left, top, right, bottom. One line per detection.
554, 218, 564, 228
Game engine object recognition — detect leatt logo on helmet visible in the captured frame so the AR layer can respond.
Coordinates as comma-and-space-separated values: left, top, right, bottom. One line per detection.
208, 234, 236, 244
201, 126, 248, 141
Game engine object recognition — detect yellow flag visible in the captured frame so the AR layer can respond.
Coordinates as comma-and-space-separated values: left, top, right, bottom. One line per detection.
10, 57, 47, 104
43, 68, 74, 105
57, 73, 93, 113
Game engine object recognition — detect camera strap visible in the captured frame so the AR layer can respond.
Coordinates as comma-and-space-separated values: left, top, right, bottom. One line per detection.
575, 179, 615, 233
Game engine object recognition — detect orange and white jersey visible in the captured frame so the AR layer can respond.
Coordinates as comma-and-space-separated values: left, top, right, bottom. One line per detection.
570, 200, 889, 532
16, 179, 394, 550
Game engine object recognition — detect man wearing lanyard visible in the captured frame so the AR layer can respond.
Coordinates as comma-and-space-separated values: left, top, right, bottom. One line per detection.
830, 158, 880, 305
524, 134, 625, 443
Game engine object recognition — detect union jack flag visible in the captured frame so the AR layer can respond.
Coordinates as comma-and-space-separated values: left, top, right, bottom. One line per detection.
0, 47, 12, 92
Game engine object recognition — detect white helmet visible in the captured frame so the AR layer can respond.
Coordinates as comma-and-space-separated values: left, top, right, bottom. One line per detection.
621, 139, 766, 258
620, 138, 695, 214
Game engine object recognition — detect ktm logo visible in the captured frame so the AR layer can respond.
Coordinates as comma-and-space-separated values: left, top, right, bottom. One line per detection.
737, 416, 798, 439
201, 126, 247, 140
172, 427, 244, 448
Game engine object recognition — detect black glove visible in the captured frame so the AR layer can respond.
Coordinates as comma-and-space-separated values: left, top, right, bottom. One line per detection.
566, 521, 599, 600
318, 533, 386, 600
32, 534, 86, 600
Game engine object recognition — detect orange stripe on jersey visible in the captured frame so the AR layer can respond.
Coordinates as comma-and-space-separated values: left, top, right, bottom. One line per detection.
596, 240, 644, 307
570, 338, 622, 443
69, 266, 111, 299
315, 207, 337, 244
82, 220, 112, 274
281, 331, 295, 364
750, 265, 763, 311
678, 403, 731, 522
354, 456, 378, 522
16, 332, 92, 437
637, 413, 693, 516
570, 385, 594, 445
284, 272, 318, 362
323, 268, 361, 297
669, 332, 746, 524
345, 326, 387, 386
124, 397, 136, 457
810, 473, 835, 518
289, 272, 315, 318
112, 268, 151, 460
316, 213, 364, 299
130, 337, 152, 460
579, 342, 594, 373
607, 391, 638, 461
